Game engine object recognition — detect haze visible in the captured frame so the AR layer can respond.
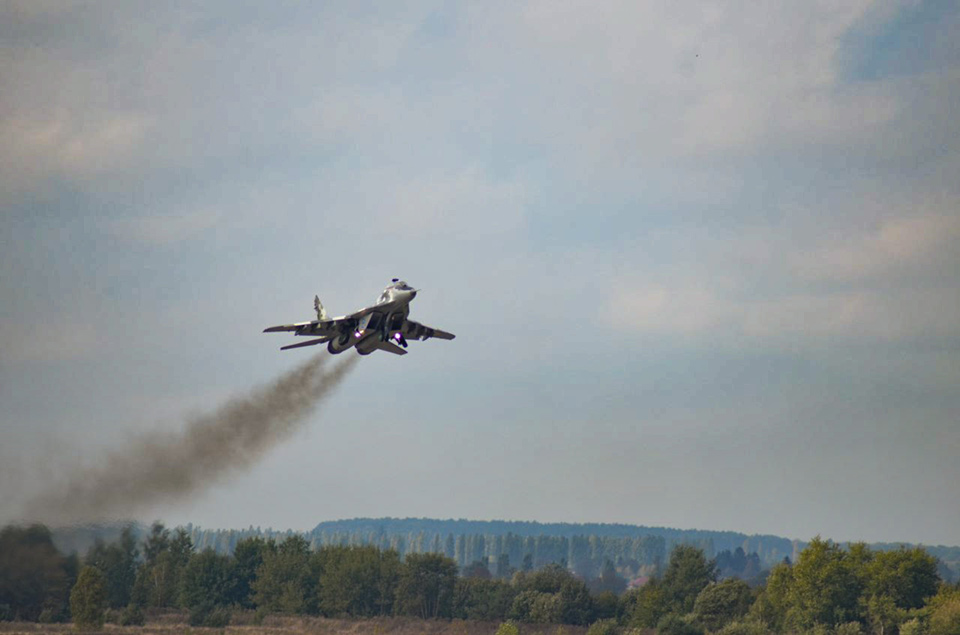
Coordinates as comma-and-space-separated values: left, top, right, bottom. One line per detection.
1, 1, 958, 546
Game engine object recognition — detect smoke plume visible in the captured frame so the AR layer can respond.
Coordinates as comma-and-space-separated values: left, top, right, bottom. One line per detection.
23, 353, 357, 524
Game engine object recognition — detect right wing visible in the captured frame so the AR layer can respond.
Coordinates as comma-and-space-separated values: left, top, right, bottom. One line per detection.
398, 318, 455, 341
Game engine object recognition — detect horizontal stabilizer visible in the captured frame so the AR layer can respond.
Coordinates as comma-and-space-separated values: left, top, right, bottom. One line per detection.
280, 337, 329, 351
372, 340, 408, 355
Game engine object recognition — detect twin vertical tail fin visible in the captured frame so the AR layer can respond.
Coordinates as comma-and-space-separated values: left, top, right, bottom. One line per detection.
314, 295, 328, 321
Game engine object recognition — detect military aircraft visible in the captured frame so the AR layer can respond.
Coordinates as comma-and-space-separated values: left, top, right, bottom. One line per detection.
263, 279, 455, 356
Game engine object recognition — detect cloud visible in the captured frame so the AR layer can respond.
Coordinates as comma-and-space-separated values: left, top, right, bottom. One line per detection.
606, 278, 960, 340
107, 208, 224, 245
793, 212, 960, 282
0, 112, 152, 193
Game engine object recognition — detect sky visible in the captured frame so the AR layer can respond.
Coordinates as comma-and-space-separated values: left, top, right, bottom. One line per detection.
1, 0, 958, 546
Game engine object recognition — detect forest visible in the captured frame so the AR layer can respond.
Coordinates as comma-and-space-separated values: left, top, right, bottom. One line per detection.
2, 522, 959, 635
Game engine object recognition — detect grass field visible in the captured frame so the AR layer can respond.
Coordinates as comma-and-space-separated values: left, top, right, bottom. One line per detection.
0, 613, 589, 635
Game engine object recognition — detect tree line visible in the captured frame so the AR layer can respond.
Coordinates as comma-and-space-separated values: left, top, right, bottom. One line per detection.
2, 523, 959, 635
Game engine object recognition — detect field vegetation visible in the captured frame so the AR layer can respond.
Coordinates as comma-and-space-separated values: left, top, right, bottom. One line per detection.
2, 523, 959, 635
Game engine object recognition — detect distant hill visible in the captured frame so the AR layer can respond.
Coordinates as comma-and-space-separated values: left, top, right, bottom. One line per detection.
308, 517, 800, 566
43, 517, 959, 582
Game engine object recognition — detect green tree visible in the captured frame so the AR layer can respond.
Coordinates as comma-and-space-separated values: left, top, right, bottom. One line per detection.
927, 586, 960, 635
70, 566, 107, 630
395, 552, 458, 619
866, 548, 940, 611
131, 523, 193, 609
231, 536, 271, 608
180, 549, 236, 610
695, 578, 754, 632
453, 577, 516, 621
84, 525, 138, 609
662, 545, 717, 614
749, 562, 793, 632
785, 537, 861, 630
252, 536, 314, 614
315, 545, 400, 617
0, 524, 72, 622
624, 579, 670, 629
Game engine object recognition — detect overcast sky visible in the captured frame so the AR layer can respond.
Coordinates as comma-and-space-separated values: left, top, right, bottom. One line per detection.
2, 0, 958, 546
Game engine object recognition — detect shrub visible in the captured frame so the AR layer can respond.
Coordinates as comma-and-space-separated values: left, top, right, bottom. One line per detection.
37, 608, 57, 623
717, 619, 771, 635
188, 601, 232, 627
119, 605, 145, 626
833, 622, 862, 635
496, 620, 521, 635
657, 613, 704, 635
587, 618, 621, 635
900, 618, 927, 635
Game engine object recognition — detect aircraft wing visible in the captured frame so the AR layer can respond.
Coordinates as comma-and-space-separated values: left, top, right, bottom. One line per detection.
263, 316, 350, 337
399, 319, 455, 341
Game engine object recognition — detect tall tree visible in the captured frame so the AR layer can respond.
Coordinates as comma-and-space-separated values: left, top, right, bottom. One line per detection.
70, 567, 107, 630
179, 549, 236, 610
661, 545, 717, 614
0, 524, 72, 622
315, 545, 400, 617
395, 552, 458, 619
694, 578, 753, 631
252, 536, 314, 614
231, 537, 271, 608
84, 525, 138, 609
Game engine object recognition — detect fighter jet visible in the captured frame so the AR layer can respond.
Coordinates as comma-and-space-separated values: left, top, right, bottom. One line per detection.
263, 279, 455, 356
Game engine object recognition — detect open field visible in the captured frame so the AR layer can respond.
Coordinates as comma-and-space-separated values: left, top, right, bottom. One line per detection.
0, 614, 589, 635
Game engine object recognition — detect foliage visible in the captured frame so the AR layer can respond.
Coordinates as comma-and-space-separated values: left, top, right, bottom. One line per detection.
496, 620, 521, 635
118, 604, 145, 626
717, 619, 771, 635
0, 525, 73, 622
783, 537, 862, 630
900, 617, 927, 635
927, 586, 960, 635
84, 525, 138, 609
232, 536, 271, 608
315, 545, 401, 617
252, 535, 315, 614
695, 578, 754, 631
395, 552, 458, 618
70, 566, 107, 630
131, 523, 194, 609
180, 548, 236, 610
662, 545, 718, 614
511, 564, 594, 625
587, 618, 621, 635
592, 590, 621, 621
658, 613, 705, 635
624, 580, 669, 628
454, 577, 516, 621
188, 600, 231, 627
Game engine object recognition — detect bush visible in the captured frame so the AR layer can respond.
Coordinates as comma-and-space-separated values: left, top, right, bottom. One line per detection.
188, 601, 232, 627
37, 608, 57, 623
496, 620, 521, 635
833, 622, 862, 635
587, 618, 621, 635
717, 619, 771, 635
657, 613, 704, 635
901, 618, 927, 635
119, 604, 145, 626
